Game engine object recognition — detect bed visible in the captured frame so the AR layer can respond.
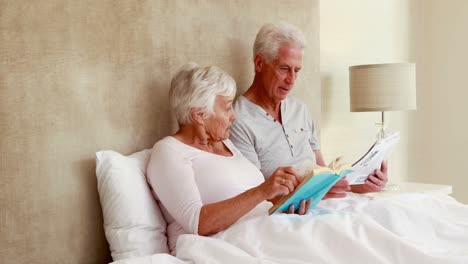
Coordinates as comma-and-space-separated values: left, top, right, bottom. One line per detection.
2, 1, 467, 263
95, 149, 468, 264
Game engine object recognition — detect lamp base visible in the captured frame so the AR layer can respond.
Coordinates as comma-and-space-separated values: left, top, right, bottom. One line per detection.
375, 122, 387, 140
375, 111, 391, 140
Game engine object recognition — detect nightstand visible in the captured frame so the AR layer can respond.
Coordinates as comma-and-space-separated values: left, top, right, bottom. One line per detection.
366, 181, 453, 197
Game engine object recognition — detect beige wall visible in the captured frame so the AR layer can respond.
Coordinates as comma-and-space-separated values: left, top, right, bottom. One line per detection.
408, 0, 468, 203
0, 1, 319, 263
320, 0, 411, 182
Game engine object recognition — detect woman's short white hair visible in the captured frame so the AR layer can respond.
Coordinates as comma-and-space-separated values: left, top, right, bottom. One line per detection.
253, 22, 306, 62
169, 63, 236, 125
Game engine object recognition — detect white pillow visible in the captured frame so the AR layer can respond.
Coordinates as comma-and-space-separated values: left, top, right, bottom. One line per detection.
95, 149, 169, 261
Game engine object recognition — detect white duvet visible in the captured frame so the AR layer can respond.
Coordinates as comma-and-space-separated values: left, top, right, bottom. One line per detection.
113, 193, 468, 264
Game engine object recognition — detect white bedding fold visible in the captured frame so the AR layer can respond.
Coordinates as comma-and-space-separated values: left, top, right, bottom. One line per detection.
113, 193, 468, 264
214, 193, 468, 263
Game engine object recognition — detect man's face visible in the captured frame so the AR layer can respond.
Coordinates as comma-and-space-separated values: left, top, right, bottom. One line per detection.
258, 44, 303, 103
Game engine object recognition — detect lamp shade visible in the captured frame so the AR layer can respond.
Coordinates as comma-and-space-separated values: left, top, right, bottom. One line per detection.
349, 63, 416, 112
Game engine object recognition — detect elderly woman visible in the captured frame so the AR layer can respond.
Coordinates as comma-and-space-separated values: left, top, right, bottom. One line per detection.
146, 63, 311, 254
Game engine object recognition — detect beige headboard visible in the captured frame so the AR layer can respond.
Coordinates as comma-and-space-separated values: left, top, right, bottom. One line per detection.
0, 1, 319, 263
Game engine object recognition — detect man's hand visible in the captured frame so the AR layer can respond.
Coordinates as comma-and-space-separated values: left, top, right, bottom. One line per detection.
324, 178, 351, 199
351, 160, 388, 193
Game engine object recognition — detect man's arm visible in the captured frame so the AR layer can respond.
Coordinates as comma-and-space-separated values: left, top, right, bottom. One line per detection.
313, 149, 326, 167
229, 120, 262, 169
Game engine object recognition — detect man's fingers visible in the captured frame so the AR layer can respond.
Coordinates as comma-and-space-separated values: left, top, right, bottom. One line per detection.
365, 177, 382, 191
381, 160, 388, 173
288, 204, 295, 214
335, 178, 349, 186
325, 192, 347, 199
329, 182, 351, 192
333, 178, 351, 191
374, 169, 387, 181
368, 175, 379, 184
367, 182, 381, 192
369, 175, 386, 186
325, 179, 351, 200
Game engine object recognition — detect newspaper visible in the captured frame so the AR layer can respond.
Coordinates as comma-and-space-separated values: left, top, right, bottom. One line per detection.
347, 131, 400, 185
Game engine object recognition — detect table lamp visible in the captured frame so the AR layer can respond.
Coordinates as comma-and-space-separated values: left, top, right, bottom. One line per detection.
349, 63, 416, 139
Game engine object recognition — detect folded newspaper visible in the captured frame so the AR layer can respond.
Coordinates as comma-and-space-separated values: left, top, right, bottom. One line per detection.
347, 131, 400, 185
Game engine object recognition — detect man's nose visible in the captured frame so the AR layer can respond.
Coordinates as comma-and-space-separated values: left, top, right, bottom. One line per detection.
285, 71, 296, 85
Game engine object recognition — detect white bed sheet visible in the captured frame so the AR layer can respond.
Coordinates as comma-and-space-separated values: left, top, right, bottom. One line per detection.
112, 193, 468, 264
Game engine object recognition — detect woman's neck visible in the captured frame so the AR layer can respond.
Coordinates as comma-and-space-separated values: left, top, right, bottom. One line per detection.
174, 124, 210, 147
173, 124, 231, 156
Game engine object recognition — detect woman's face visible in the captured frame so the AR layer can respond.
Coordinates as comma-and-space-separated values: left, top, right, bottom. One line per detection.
204, 95, 236, 141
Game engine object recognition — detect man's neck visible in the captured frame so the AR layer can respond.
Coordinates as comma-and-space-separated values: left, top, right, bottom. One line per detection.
244, 77, 282, 117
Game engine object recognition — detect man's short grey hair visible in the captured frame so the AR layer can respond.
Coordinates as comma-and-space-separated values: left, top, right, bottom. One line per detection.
169, 63, 236, 125
253, 22, 306, 62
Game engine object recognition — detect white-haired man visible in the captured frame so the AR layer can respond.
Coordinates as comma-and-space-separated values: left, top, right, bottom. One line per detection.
230, 22, 388, 196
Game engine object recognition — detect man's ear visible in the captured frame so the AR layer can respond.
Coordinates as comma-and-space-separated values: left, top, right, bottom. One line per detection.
190, 108, 205, 125
254, 54, 265, 72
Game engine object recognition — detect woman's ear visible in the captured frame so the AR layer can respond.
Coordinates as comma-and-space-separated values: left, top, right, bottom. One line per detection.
254, 54, 265, 72
190, 108, 205, 125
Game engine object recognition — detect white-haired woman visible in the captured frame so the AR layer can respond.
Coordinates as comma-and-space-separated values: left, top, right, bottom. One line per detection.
147, 63, 311, 254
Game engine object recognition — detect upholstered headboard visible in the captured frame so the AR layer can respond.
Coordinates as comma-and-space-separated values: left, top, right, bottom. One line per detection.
0, 1, 319, 263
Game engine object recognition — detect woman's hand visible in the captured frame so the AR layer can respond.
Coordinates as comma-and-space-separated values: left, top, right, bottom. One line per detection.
257, 167, 312, 215
286, 198, 312, 215
258, 166, 302, 200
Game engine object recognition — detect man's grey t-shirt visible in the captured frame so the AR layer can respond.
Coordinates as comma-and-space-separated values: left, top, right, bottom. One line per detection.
230, 95, 320, 179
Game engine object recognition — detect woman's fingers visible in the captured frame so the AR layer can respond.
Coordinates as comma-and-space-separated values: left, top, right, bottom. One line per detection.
272, 167, 301, 191
267, 166, 316, 202
299, 199, 313, 215
298, 199, 306, 215
285, 175, 299, 187
282, 166, 302, 186
285, 199, 312, 215
305, 198, 312, 212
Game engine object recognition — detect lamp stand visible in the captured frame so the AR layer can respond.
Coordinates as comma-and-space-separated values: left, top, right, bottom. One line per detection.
376, 111, 387, 140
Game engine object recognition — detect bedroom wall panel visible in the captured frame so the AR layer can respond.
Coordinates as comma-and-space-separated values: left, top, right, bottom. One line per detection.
320, 0, 411, 182
408, 0, 468, 203
0, 1, 320, 263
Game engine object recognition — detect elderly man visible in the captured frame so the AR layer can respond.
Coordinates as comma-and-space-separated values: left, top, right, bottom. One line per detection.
230, 22, 388, 196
